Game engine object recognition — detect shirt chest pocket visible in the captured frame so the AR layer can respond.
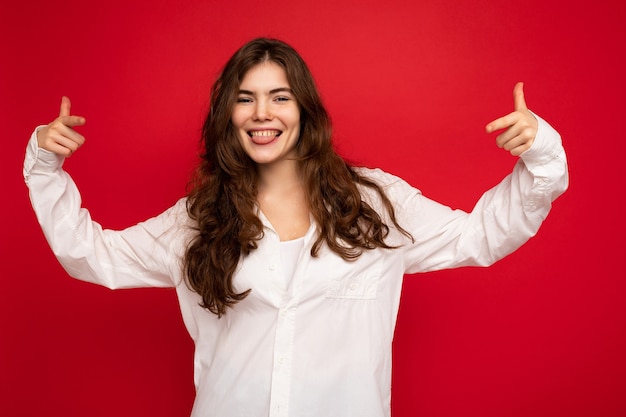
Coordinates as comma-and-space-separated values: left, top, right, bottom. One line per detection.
325, 257, 383, 300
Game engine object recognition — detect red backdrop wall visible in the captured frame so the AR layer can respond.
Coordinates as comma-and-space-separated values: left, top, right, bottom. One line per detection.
2, 0, 625, 416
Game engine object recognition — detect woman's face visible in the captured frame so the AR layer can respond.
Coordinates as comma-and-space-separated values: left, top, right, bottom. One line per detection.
231, 61, 301, 168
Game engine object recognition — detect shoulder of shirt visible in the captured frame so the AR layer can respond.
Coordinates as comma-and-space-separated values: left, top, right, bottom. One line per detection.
351, 166, 422, 205
352, 166, 412, 189
170, 196, 191, 218
153, 196, 192, 227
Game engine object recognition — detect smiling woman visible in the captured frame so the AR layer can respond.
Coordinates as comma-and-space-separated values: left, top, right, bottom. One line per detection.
232, 62, 301, 166
23, 37, 568, 417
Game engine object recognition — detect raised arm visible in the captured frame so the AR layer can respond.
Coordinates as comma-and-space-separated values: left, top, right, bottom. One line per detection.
394, 83, 569, 273
24, 98, 187, 289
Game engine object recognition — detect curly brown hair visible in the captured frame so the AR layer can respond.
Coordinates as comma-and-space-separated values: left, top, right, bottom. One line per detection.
184, 38, 412, 317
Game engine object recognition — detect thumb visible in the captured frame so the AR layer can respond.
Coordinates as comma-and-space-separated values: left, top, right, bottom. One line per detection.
513, 82, 527, 111
58, 96, 86, 127
59, 96, 71, 117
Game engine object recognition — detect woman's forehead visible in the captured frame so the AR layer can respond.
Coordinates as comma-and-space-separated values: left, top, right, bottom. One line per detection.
239, 62, 290, 92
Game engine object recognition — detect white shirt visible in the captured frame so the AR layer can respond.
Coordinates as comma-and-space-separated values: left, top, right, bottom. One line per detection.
23, 114, 568, 417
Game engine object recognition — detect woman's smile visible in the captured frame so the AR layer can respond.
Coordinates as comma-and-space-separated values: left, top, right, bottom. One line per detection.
248, 129, 283, 145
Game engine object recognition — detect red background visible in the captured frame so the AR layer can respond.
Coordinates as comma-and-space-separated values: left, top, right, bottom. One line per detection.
2, 0, 625, 416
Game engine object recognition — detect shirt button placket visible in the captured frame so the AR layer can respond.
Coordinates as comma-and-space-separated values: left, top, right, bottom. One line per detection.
268, 306, 296, 417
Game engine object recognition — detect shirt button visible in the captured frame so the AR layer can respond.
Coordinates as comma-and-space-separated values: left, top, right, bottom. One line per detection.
279, 357, 285, 364
349, 282, 358, 290
269, 264, 276, 271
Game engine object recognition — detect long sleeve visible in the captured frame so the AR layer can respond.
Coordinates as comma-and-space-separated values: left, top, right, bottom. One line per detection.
23, 127, 189, 289
377, 113, 568, 273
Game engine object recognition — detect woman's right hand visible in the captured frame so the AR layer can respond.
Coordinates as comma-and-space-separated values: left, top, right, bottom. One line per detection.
37, 96, 86, 157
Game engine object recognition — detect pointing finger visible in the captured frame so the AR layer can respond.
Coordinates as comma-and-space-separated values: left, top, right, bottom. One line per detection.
63, 115, 87, 128
486, 111, 519, 134
59, 96, 71, 117
513, 82, 527, 111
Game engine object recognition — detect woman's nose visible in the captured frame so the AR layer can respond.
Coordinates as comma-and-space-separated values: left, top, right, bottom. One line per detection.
252, 101, 272, 121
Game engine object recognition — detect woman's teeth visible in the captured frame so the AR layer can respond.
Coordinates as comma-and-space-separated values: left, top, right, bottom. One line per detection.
249, 130, 281, 137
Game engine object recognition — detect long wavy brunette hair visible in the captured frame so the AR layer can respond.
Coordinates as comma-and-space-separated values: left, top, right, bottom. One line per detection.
184, 38, 412, 317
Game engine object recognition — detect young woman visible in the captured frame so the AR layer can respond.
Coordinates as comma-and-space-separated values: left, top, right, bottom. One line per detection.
24, 38, 568, 417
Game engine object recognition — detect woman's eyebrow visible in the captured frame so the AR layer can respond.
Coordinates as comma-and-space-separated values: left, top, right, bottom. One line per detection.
269, 87, 293, 94
237, 87, 293, 95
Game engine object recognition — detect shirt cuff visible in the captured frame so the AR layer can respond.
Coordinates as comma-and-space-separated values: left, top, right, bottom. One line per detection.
23, 125, 65, 183
519, 112, 564, 169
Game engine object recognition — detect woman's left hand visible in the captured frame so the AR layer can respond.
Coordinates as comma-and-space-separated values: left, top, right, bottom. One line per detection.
486, 82, 538, 156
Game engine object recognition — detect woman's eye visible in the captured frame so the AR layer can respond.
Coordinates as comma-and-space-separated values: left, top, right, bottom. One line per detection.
275, 96, 290, 102
237, 97, 252, 103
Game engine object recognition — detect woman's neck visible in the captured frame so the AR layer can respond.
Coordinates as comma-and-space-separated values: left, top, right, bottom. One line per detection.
256, 159, 311, 241
256, 159, 302, 194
